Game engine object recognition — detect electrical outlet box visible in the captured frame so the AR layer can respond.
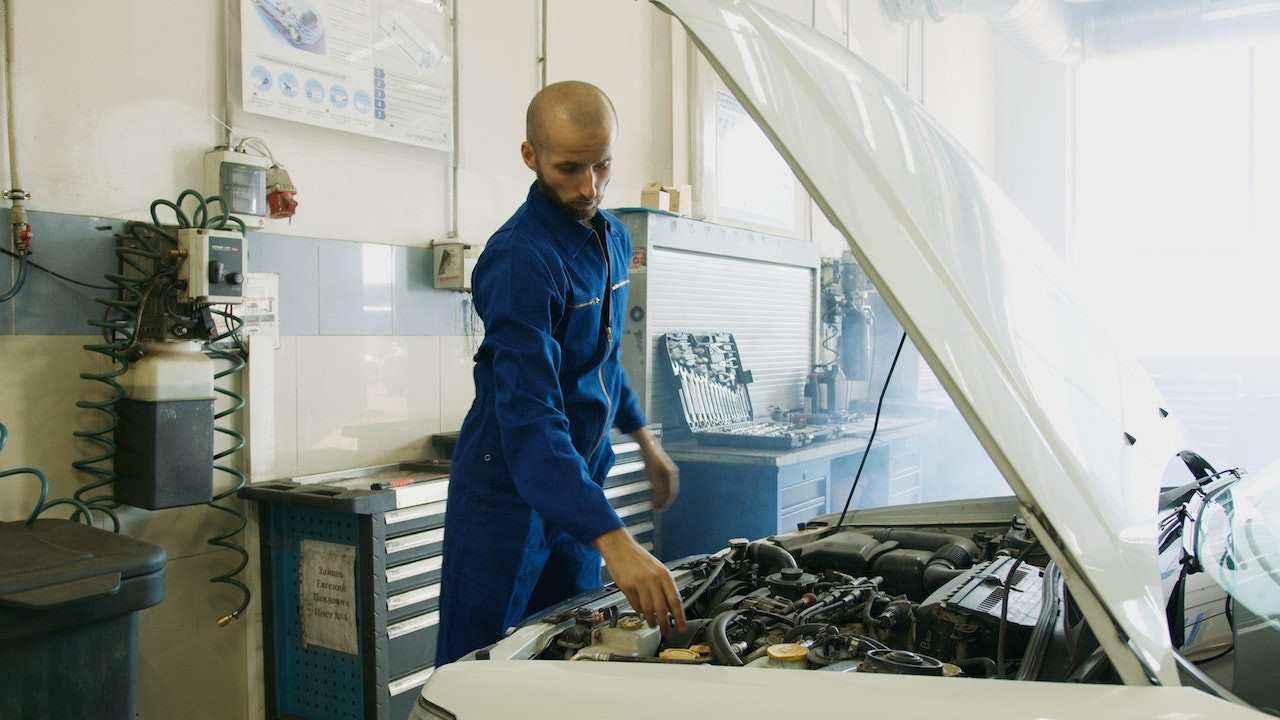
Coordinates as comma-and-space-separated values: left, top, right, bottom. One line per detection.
432, 242, 473, 291
204, 148, 269, 230
178, 227, 246, 304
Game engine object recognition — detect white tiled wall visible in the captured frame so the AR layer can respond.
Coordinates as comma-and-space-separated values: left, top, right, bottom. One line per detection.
293, 336, 455, 476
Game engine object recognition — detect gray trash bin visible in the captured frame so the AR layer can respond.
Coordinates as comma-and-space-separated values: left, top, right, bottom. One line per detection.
0, 519, 166, 720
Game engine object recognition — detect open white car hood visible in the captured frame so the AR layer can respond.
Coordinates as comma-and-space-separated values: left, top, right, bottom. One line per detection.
653, 0, 1185, 684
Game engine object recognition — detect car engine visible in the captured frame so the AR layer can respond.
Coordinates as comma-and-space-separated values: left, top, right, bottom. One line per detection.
521, 514, 1079, 679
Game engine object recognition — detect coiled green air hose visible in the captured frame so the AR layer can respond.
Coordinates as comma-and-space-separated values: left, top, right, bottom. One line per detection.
1, 421, 96, 524
205, 305, 251, 625
74, 189, 251, 623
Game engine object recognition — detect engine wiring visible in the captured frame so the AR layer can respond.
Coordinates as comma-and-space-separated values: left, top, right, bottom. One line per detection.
540, 514, 1083, 681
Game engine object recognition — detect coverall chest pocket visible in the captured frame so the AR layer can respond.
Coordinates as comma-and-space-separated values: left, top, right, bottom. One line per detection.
560, 290, 604, 354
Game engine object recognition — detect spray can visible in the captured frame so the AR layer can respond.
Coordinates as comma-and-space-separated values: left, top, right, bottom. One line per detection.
827, 363, 848, 413
804, 371, 819, 414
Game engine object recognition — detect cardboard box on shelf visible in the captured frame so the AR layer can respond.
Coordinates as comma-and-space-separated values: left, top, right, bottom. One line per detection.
640, 182, 691, 216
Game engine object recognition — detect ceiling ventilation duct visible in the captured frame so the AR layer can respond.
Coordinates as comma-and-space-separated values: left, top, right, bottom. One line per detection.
881, 0, 1280, 62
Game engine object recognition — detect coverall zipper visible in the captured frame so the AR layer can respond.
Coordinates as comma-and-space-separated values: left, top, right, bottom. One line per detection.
586, 229, 613, 463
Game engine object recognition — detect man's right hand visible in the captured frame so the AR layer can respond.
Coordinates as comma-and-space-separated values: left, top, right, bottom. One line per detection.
592, 527, 687, 634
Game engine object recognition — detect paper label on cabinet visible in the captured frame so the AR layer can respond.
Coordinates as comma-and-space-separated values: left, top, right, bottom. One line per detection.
300, 539, 358, 655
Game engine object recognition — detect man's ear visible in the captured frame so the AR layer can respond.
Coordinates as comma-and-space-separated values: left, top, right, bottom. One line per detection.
520, 141, 536, 172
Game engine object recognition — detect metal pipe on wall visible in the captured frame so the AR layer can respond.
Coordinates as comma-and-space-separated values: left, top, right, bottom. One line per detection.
3, 0, 20, 194
448, 0, 459, 238
2, 0, 32, 262
536, 0, 548, 89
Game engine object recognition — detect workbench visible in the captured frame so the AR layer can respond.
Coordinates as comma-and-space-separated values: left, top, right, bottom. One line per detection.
654, 415, 933, 561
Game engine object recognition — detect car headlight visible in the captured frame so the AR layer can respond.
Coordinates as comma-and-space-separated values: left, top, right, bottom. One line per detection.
410, 695, 457, 720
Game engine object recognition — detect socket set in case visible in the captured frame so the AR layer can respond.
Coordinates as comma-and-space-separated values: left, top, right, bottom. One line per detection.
661, 332, 836, 450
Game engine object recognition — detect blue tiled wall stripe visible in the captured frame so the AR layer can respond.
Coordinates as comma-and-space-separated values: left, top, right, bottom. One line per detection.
0, 209, 470, 337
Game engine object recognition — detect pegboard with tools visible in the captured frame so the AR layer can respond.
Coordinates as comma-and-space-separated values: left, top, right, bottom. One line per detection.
661, 332, 837, 449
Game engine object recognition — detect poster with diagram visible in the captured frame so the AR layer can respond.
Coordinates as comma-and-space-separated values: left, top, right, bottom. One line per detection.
240, 0, 452, 151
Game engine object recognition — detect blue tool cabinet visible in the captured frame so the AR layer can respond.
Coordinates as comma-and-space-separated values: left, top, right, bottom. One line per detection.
241, 459, 449, 720
241, 431, 657, 720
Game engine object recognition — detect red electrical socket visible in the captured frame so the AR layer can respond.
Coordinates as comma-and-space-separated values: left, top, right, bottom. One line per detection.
266, 165, 297, 219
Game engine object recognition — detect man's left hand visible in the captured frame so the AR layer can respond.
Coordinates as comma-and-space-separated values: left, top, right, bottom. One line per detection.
631, 426, 679, 511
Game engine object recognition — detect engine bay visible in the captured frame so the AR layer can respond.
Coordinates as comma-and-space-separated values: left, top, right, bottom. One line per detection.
517, 512, 1098, 680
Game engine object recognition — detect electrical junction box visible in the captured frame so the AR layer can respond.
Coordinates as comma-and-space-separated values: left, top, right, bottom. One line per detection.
204, 148, 269, 230
177, 227, 246, 304
432, 242, 473, 291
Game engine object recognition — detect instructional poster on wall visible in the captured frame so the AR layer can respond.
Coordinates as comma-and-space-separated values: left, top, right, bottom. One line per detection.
240, 0, 452, 151
300, 539, 358, 655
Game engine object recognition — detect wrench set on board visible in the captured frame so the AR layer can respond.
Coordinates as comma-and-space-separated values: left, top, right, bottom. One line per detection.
661, 332, 839, 449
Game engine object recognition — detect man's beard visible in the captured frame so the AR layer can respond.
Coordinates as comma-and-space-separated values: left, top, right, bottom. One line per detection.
535, 175, 602, 223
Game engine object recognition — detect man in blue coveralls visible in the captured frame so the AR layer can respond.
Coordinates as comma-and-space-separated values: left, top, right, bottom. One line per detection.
434, 80, 687, 666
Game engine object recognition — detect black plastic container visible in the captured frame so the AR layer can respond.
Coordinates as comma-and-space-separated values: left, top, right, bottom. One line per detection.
0, 519, 166, 720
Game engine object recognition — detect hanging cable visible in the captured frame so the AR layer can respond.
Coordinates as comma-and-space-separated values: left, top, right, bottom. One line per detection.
0, 245, 115, 289
997, 539, 1041, 678
835, 332, 907, 528
0, 249, 25, 301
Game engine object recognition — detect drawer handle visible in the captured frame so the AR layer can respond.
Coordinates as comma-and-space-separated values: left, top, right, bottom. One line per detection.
780, 497, 825, 517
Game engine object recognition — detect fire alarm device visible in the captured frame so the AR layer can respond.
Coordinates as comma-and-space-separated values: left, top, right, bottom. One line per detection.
204, 149, 270, 230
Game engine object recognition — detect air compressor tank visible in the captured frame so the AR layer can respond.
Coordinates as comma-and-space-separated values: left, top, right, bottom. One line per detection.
114, 340, 215, 509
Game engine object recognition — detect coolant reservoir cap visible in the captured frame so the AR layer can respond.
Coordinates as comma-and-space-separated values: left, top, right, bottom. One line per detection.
766, 643, 809, 663
659, 648, 701, 662
618, 616, 646, 631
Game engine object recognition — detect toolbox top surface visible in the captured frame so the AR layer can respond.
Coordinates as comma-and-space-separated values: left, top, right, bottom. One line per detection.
239, 459, 452, 513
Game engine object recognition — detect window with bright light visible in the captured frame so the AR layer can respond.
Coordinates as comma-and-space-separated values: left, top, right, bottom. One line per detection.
1073, 40, 1280, 471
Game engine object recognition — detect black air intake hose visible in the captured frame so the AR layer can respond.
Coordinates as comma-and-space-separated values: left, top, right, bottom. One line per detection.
871, 528, 980, 556
747, 540, 798, 573
870, 529, 979, 594
922, 542, 977, 594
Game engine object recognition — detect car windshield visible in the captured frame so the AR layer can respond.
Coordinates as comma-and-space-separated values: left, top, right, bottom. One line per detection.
1193, 466, 1280, 619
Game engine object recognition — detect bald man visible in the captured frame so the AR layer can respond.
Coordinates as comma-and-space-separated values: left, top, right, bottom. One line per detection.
435, 81, 686, 666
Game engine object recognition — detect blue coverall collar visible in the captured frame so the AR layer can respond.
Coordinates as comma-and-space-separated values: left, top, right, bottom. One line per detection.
524, 182, 613, 258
